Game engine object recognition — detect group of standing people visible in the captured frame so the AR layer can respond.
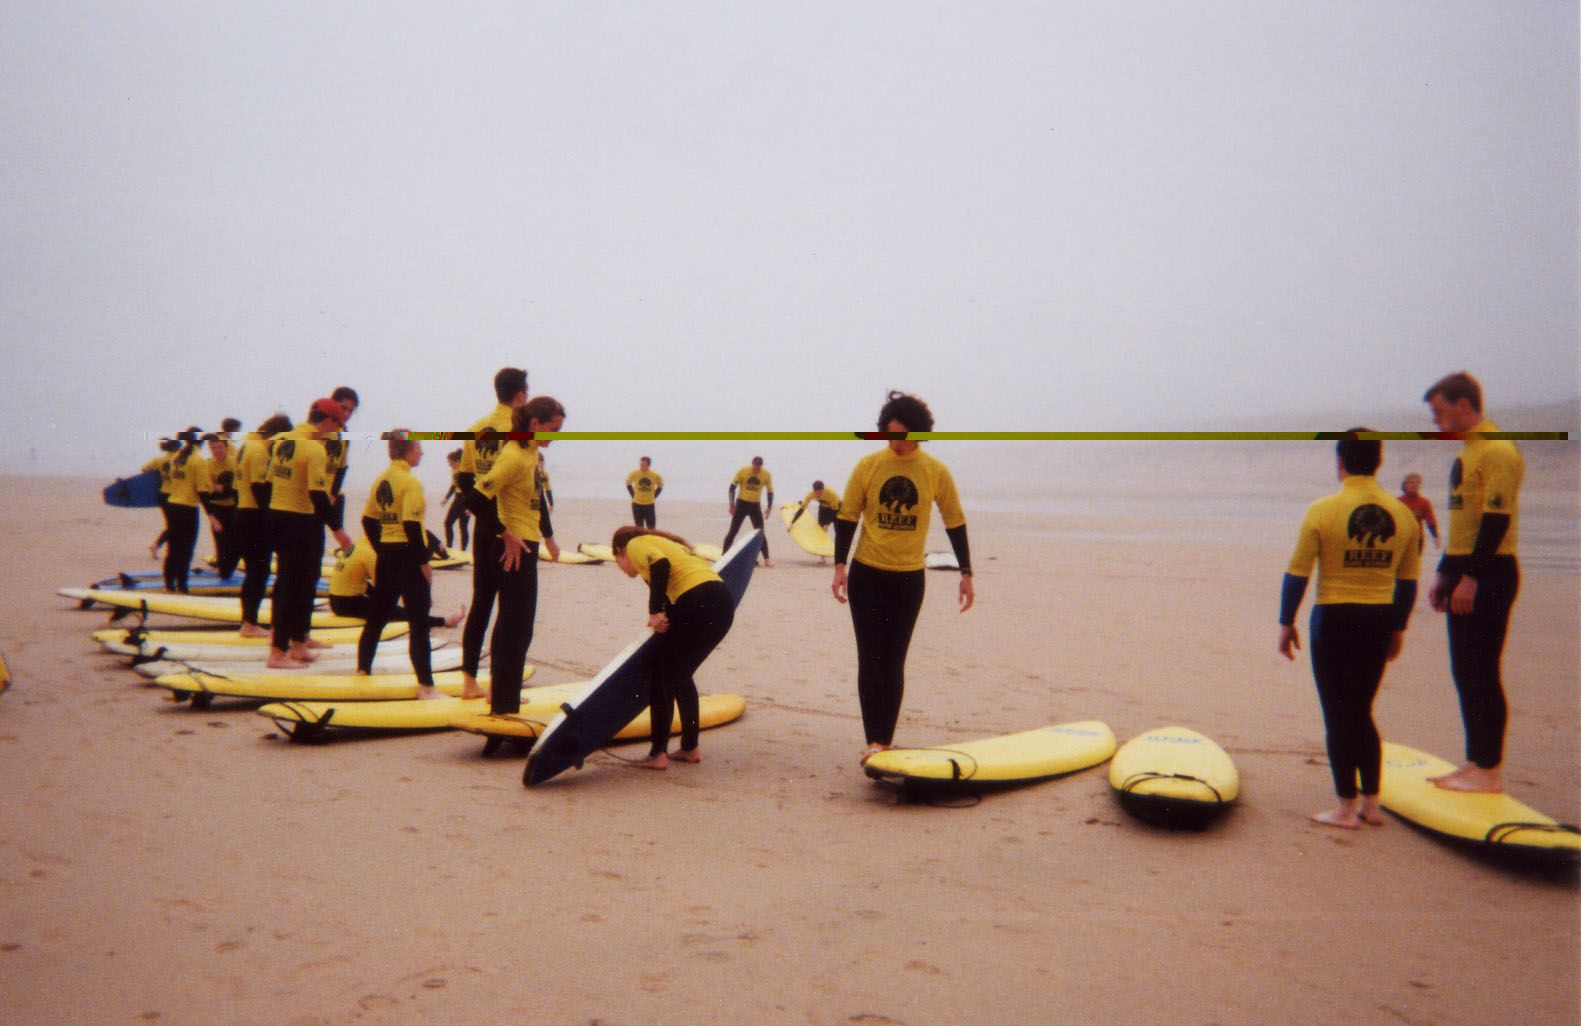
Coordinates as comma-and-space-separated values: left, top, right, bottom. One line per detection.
1279, 370, 1524, 829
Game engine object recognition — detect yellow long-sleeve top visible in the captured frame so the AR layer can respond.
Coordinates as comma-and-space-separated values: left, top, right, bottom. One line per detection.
234, 433, 271, 511
1285, 476, 1421, 605
1444, 419, 1523, 557
473, 441, 545, 541
266, 426, 329, 515
730, 465, 773, 503
460, 403, 515, 478
163, 447, 213, 508
624, 534, 722, 610
207, 448, 238, 508
329, 538, 377, 597
837, 447, 965, 572
627, 469, 663, 504
362, 459, 426, 544
799, 487, 841, 514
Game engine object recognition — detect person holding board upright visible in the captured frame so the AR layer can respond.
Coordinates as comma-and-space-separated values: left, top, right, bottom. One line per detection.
1278, 432, 1420, 830
831, 392, 973, 765
722, 456, 773, 566
626, 456, 663, 527
1422, 371, 1524, 794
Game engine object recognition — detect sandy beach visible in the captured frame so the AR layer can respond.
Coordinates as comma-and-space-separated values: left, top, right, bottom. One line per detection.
2, 472, 1576, 1026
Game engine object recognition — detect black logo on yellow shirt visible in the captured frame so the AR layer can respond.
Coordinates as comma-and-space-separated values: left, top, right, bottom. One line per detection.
325, 439, 344, 463
1344, 503, 1396, 568
877, 475, 920, 531
1447, 458, 1463, 510
375, 480, 398, 524
272, 440, 297, 480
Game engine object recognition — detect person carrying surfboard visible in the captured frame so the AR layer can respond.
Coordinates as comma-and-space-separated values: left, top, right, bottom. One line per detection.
466, 395, 564, 713
611, 526, 736, 770
1422, 371, 1524, 795
455, 366, 529, 704
1278, 431, 1421, 830
722, 457, 773, 566
831, 392, 974, 765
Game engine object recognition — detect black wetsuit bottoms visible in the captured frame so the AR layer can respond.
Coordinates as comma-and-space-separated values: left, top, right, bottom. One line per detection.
269, 511, 324, 649
234, 508, 272, 625
163, 504, 200, 592
847, 560, 926, 747
1445, 556, 1519, 769
355, 542, 433, 684
1309, 603, 1394, 799
461, 531, 503, 678
330, 594, 447, 628
211, 506, 239, 578
489, 541, 539, 715
632, 502, 656, 528
648, 580, 734, 757
444, 500, 470, 551
722, 500, 768, 558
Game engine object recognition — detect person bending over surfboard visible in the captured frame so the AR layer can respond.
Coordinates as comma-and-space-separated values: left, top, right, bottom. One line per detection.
466, 396, 564, 712
831, 392, 974, 765
456, 366, 529, 703
1278, 432, 1420, 830
235, 413, 293, 638
1422, 371, 1524, 794
791, 480, 841, 565
611, 526, 736, 770
721, 457, 773, 566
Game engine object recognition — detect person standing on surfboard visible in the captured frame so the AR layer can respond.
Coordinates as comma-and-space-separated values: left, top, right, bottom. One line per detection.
1278, 432, 1421, 830
235, 413, 293, 639
264, 399, 350, 669
626, 456, 663, 527
467, 396, 564, 714
455, 366, 529, 702
722, 456, 773, 566
355, 431, 445, 698
611, 525, 736, 770
831, 392, 974, 765
1422, 371, 1524, 795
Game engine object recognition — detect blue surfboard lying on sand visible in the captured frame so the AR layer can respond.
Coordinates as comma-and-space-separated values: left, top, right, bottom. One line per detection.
523, 530, 762, 787
103, 469, 162, 508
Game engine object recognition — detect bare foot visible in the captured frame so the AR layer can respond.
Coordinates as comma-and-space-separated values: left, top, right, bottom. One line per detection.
860, 743, 889, 766
303, 637, 332, 650
288, 644, 318, 663
459, 684, 487, 700
669, 748, 701, 764
416, 685, 442, 701
1433, 766, 1503, 794
1360, 808, 1386, 827
444, 605, 466, 629
632, 753, 668, 770
238, 623, 270, 638
266, 650, 308, 669
1310, 807, 1363, 830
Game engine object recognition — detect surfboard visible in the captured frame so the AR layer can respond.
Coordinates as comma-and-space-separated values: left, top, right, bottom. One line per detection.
1109, 726, 1239, 828
577, 543, 616, 562
781, 502, 835, 558
690, 542, 724, 561
92, 623, 405, 648
454, 693, 745, 748
104, 631, 433, 662
863, 721, 1116, 790
1379, 742, 1580, 862
924, 551, 959, 570
0, 650, 10, 694
153, 668, 520, 705
523, 530, 763, 787
89, 571, 327, 596
257, 679, 570, 741
103, 469, 162, 508
540, 547, 603, 564
132, 644, 465, 680
59, 588, 358, 627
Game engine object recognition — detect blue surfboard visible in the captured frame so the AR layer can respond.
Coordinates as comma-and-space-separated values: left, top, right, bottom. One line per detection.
103, 469, 162, 508
523, 530, 762, 787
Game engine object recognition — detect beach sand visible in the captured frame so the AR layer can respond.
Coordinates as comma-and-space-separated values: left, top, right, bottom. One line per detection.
2, 476, 1576, 1025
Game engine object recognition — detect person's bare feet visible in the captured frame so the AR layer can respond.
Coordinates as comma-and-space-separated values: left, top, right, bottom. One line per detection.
632, 752, 668, 770
1359, 797, 1386, 826
669, 748, 701, 764
1310, 806, 1362, 830
288, 643, 317, 663
459, 673, 486, 701
303, 637, 331, 650
238, 623, 269, 638
266, 649, 308, 669
416, 684, 442, 701
444, 605, 466, 629
860, 743, 889, 766
1431, 763, 1503, 793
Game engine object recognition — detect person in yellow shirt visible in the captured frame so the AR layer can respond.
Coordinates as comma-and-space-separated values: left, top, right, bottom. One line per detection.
143, 438, 179, 561
265, 399, 350, 668
1422, 371, 1525, 794
203, 432, 240, 577
1278, 432, 1421, 830
233, 413, 292, 638
329, 536, 463, 627
321, 386, 360, 542
355, 431, 444, 697
161, 428, 217, 593
790, 480, 841, 531
458, 367, 529, 698
626, 457, 663, 527
722, 456, 773, 566
831, 392, 973, 764
612, 526, 735, 770
467, 395, 564, 713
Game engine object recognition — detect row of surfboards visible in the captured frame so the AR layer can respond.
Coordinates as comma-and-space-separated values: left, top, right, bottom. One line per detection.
58, 531, 1579, 861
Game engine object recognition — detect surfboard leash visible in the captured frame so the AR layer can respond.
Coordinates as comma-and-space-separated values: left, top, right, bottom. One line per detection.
1486, 821, 1581, 845
1118, 771, 1227, 805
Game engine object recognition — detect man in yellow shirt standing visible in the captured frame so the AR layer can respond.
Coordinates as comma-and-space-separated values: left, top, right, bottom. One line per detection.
722, 456, 773, 566
626, 456, 663, 527
265, 399, 350, 668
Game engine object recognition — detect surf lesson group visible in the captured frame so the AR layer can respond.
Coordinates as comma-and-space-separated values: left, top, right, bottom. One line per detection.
112, 364, 1538, 831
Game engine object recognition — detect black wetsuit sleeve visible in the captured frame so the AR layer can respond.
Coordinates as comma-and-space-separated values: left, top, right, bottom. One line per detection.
251, 481, 272, 508
1465, 513, 1511, 580
1392, 579, 1417, 632
538, 494, 554, 540
469, 493, 503, 538
1279, 573, 1309, 626
627, 484, 635, 498
328, 492, 346, 532
404, 519, 428, 562
455, 471, 476, 497
310, 490, 335, 528
362, 515, 382, 551
945, 523, 972, 575
646, 559, 671, 614
833, 519, 857, 565
197, 490, 217, 516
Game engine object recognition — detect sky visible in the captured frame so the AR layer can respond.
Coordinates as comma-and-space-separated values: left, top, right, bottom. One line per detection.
2, 1, 1576, 499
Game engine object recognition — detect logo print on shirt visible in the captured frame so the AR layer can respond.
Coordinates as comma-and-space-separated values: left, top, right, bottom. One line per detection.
1344, 503, 1396, 568
375, 480, 398, 525
1447, 458, 1464, 510
876, 475, 921, 531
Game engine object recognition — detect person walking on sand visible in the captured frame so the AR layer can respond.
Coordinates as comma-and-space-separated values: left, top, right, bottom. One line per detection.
1397, 473, 1440, 551
626, 456, 663, 528
1278, 432, 1421, 830
831, 392, 974, 765
1422, 372, 1524, 794
611, 526, 736, 770
442, 449, 471, 552
722, 456, 773, 566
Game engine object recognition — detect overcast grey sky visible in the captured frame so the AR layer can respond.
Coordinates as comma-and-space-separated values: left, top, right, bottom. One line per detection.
3, 1, 1576, 485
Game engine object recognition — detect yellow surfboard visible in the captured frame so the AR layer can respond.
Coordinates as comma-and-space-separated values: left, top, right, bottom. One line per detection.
154, 667, 523, 705
780, 502, 834, 558
863, 721, 1116, 790
1380, 742, 1579, 861
60, 588, 359, 628
0, 649, 10, 695
94, 623, 406, 648
452, 692, 746, 747
577, 543, 617, 562
257, 676, 561, 742
1109, 726, 1239, 828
